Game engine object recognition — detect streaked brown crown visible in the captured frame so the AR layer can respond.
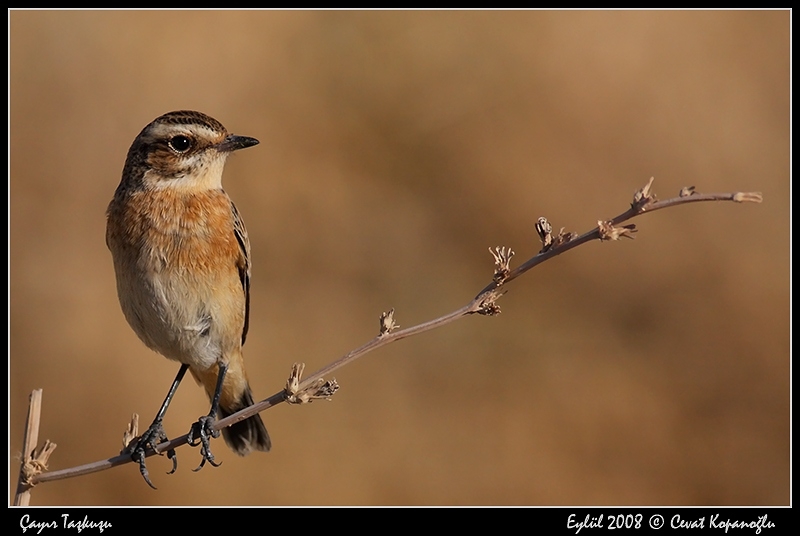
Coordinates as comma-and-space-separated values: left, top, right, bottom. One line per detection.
145, 110, 227, 134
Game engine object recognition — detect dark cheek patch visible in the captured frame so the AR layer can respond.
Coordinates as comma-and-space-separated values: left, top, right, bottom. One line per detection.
147, 147, 194, 179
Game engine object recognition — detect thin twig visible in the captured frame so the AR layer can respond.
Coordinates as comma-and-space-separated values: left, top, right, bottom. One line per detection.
15, 389, 57, 505
14, 389, 42, 505
25, 180, 762, 487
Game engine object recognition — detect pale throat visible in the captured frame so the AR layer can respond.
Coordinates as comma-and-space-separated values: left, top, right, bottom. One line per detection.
146, 155, 228, 193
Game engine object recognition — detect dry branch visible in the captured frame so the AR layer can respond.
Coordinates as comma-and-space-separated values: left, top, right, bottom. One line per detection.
22, 179, 762, 491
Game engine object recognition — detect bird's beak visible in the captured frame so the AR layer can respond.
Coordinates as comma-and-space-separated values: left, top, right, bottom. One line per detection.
218, 135, 259, 153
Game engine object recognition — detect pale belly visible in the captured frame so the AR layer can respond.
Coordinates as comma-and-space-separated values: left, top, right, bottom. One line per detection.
112, 247, 244, 371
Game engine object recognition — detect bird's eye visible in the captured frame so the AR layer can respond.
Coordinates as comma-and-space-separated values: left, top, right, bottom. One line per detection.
168, 135, 192, 153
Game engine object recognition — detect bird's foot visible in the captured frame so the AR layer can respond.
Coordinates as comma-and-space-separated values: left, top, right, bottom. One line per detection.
187, 414, 222, 471
131, 419, 177, 489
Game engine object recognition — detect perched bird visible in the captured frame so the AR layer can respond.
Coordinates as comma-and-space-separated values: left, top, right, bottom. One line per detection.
106, 110, 270, 487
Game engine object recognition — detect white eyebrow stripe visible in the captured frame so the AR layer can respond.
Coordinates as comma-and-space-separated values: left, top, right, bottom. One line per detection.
147, 123, 223, 141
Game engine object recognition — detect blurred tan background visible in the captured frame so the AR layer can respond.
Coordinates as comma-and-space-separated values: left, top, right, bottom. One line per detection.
9, 11, 788, 506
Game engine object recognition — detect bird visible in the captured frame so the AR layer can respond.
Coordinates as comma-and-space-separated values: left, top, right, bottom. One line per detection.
106, 110, 271, 488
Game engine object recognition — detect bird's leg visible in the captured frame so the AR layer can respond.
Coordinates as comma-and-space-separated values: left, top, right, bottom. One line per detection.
132, 363, 189, 489
188, 362, 227, 471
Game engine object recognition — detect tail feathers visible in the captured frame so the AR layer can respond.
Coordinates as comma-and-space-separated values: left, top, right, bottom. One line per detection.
219, 388, 271, 455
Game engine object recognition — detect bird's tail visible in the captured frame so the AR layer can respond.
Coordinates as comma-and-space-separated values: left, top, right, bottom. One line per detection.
191, 363, 271, 455
219, 386, 271, 455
